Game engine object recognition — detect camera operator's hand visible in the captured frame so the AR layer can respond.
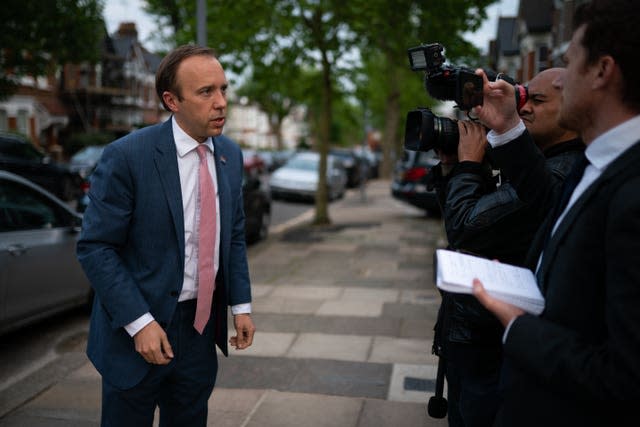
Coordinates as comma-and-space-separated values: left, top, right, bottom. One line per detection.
472, 69, 522, 135
457, 121, 487, 162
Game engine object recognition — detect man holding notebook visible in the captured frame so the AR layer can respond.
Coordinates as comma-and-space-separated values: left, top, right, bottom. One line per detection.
469, 1, 640, 425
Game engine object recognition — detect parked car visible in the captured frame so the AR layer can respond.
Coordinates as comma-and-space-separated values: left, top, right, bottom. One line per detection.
0, 170, 92, 335
0, 132, 84, 201
243, 158, 271, 244
269, 151, 347, 201
329, 147, 367, 188
69, 144, 107, 178
391, 149, 441, 215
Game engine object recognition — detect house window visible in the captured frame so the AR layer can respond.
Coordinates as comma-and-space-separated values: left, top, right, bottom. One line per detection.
17, 109, 28, 135
538, 46, 550, 73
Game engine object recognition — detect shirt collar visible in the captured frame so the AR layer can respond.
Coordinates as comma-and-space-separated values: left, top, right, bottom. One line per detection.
586, 114, 640, 171
172, 116, 214, 158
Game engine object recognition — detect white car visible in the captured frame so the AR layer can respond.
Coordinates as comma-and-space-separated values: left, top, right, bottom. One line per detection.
269, 151, 347, 201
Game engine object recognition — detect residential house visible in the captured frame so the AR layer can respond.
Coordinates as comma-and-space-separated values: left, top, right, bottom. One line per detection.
60, 22, 165, 138
488, 0, 592, 84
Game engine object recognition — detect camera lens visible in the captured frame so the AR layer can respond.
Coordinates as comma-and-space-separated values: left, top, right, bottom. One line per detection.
404, 108, 459, 154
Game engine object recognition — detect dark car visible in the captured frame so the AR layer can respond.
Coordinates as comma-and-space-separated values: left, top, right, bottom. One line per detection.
242, 160, 271, 244
391, 149, 441, 215
0, 170, 92, 335
329, 148, 367, 188
0, 132, 83, 201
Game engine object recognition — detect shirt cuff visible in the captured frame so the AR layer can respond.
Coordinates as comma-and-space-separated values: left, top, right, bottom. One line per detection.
487, 120, 526, 148
502, 316, 518, 344
231, 303, 252, 315
124, 313, 155, 337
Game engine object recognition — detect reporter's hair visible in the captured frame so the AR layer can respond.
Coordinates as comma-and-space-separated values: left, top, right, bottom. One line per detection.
574, 0, 640, 111
155, 45, 218, 111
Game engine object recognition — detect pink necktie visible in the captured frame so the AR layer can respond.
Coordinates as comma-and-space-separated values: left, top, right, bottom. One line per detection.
194, 144, 217, 334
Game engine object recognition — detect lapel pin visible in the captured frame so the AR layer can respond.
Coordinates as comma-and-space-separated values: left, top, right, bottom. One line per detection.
220, 155, 227, 164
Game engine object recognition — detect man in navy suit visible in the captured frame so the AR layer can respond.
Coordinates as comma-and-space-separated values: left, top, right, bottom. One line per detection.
77, 45, 256, 426
470, 0, 640, 425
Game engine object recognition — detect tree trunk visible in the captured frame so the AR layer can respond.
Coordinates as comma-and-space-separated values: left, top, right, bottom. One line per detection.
313, 54, 332, 225
380, 66, 401, 179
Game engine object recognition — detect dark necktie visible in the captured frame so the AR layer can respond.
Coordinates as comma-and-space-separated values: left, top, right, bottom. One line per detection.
536, 153, 588, 282
551, 152, 589, 224
194, 144, 217, 334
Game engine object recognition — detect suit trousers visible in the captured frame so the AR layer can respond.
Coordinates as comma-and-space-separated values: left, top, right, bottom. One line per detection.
101, 300, 219, 427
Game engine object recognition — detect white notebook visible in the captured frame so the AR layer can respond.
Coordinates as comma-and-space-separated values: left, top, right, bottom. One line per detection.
435, 249, 545, 315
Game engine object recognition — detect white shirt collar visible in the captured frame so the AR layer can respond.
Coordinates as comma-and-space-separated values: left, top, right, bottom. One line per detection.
586, 114, 640, 171
171, 116, 214, 158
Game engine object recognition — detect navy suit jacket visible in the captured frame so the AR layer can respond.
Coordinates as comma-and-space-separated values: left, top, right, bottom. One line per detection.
491, 135, 640, 426
77, 119, 251, 389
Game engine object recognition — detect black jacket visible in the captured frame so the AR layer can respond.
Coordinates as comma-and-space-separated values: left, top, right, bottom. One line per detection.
494, 137, 640, 427
431, 135, 584, 352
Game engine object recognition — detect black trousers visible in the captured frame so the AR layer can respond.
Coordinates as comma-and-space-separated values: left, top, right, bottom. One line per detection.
101, 300, 219, 427
445, 342, 503, 427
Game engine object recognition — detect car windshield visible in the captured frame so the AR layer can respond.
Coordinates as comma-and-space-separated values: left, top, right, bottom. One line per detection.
286, 156, 318, 171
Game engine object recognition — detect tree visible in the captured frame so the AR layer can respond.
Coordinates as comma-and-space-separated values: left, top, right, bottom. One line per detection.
235, 56, 302, 151
0, 0, 105, 99
144, 0, 496, 223
348, 0, 497, 178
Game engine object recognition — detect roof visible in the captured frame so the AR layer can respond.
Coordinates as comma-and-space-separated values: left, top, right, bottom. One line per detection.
519, 0, 554, 33
496, 17, 519, 56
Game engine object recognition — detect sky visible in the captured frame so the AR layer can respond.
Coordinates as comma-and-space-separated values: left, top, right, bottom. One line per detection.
103, 0, 521, 54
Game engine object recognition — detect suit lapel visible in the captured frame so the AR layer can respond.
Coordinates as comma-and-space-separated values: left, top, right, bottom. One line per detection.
153, 121, 185, 260
538, 141, 640, 291
213, 137, 231, 258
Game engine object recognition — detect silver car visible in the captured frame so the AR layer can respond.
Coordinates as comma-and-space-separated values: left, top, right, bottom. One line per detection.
269, 151, 347, 201
0, 170, 91, 335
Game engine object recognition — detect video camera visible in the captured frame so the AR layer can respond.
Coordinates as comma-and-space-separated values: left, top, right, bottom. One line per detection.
404, 43, 528, 154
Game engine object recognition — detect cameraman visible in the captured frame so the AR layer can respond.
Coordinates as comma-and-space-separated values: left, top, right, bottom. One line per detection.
430, 68, 584, 427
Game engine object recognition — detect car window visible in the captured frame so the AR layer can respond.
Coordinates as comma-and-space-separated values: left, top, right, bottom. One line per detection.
286, 157, 317, 171
0, 178, 70, 232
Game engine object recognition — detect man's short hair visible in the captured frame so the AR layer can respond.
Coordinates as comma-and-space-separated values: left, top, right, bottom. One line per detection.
574, 0, 640, 111
155, 45, 218, 111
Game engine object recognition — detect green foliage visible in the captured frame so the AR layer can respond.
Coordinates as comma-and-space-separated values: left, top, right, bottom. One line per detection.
0, 0, 105, 100
144, 0, 497, 206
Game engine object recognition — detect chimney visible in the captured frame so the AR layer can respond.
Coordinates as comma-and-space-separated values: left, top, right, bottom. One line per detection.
117, 22, 138, 39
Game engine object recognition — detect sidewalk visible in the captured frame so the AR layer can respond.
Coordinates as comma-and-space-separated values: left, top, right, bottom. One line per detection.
0, 179, 448, 427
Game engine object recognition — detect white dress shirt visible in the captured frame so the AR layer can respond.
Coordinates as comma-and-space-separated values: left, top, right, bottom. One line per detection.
125, 117, 251, 336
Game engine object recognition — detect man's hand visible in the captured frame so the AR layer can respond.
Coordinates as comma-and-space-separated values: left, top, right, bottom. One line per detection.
472, 279, 525, 327
133, 321, 174, 365
457, 121, 487, 162
230, 313, 256, 350
472, 69, 521, 135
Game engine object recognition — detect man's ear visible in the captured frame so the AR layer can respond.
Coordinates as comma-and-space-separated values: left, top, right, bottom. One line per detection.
162, 91, 179, 112
593, 55, 617, 90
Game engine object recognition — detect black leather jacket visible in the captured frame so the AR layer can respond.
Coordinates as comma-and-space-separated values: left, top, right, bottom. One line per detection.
430, 136, 584, 354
